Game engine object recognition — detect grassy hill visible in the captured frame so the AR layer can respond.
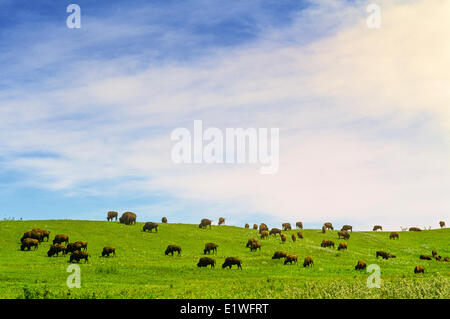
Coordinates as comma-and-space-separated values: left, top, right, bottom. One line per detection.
0, 220, 448, 299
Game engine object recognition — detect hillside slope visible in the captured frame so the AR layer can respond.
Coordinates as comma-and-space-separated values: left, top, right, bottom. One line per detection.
0, 220, 448, 298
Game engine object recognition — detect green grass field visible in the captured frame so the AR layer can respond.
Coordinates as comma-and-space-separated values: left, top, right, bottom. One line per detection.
0, 220, 448, 299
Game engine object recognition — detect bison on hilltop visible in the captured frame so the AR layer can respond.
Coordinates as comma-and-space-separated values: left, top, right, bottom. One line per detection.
373, 225, 383, 231
323, 222, 334, 230
303, 256, 314, 267
355, 260, 367, 270
259, 223, 268, 233
253, 224, 258, 230
296, 222, 303, 229
119, 212, 137, 225
284, 254, 298, 265
414, 265, 424, 274
245, 223, 249, 229
338, 242, 347, 251
389, 232, 399, 240
199, 219, 212, 229
161, 217, 167, 223
197, 257, 215, 268
341, 225, 352, 232
272, 251, 287, 259
20, 238, 39, 251
282, 223, 292, 231
439, 221, 445, 228
143, 222, 158, 233
102, 246, 116, 257
204, 243, 218, 255
409, 227, 421, 232
337, 230, 350, 240
222, 257, 242, 269
53, 234, 69, 245
165, 245, 182, 256
47, 244, 66, 257
218, 217, 225, 225
107, 211, 118, 221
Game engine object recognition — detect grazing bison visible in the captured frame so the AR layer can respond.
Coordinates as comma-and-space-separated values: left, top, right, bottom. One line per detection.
296, 222, 303, 229
269, 228, 282, 236
199, 219, 212, 229
291, 234, 296, 242
321, 226, 326, 234
420, 255, 432, 260
119, 212, 137, 225
389, 232, 399, 240
373, 225, 383, 231
245, 223, 249, 229
321, 239, 335, 249
222, 257, 242, 269
282, 223, 292, 231
143, 222, 158, 232
32, 228, 50, 241
65, 242, 82, 254
102, 246, 116, 257
218, 217, 225, 225
107, 211, 118, 221
280, 234, 287, 243
439, 221, 445, 228
70, 250, 89, 263
204, 243, 218, 254
253, 224, 258, 230
47, 244, 66, 257
197, 257, 215, 268
338, 242, 347, 251
409, 227, 421, 232
74, 241, 88, 251
337, 230, 350, 240
444, 257, 450, 262
53, 234, 69, 245
303, 256, 314, 267
432, 250, 437, 257
260, 230, 269, 239
376, 251, 395, 259
323, 222, 334, 230
20, 238, 39, 251
435, 255, 443, 261
284, 254, 298, 265
297, 232, 303, 239
249, 241, 262, 252
165, 245, 182, 256
161, 217, 167, 223
414, 265, 424, 274
272, 251, 287, 259
355, 260, 367, 270
341, 225, 352, 232
21, 230, 43, 243
259, 223, 269, 232
246, 238, 257, 248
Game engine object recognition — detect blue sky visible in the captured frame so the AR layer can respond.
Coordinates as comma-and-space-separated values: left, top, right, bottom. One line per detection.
0, 0, 449, 230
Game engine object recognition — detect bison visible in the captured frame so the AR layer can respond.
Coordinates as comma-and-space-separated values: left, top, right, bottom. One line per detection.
102, 246, 116, 257
341, 225, 352, 232
253, 224, 258, 230
222, 257, 242, 269
297, 232, 303, 239
272, 251, 287, 259
161, 217, 167, 223
204, 243, 218, 255
284, 254, 298, 265
389, 232, 399, 240
303, 256, 314, 267
20, 238, 39, 251
409, 227, 421, 232
282, 223, 292, 231
432, 250, 437, 257
355, 260, 367, 270
321, 226, 326, 234
249, 241, 262, 252
291, 234, 296, 242
119, 212, 137, 225
420, 255, 432, 260
65, 242, 82, 254
47, 244, 66, 257
197, 257, 215, 268
246, 238, 257, 248
296, 221, 303, 229
199, 218, 212, 229
70, 250, 89, 263
260, 230, 269, 239
259, 223, 268, 232
21, 230, 43, 243
165, 245, 182, 256
280, 234, 287, 243
321, 239, 335, 249
32, 228, 50, 241
218, 217, 225, 225
269, 228, 282, 236
107, 211, 118, 221
53, 234, 69, 245
338, 242, 347, 251
245, 223, 249, 229
376, 251, 394, 259
414, 265, 424, 274
323, 222, 334, 230
74, 241, 88, 251
337, 230, 350, 240
373, 225, 383, 231
143, 222, 158, 232
439, 221, 445, 228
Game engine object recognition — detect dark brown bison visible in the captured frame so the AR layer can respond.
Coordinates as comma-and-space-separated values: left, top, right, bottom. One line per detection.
284, 254, 298, 265
269, 228, 282, 236
435, 255, 443, 261
107, 211, 118, 221
414, 265, 424, 274
143, 222, 158, 232
161, 217, 167, 223
47, 244, 66, 257
303, 256, 314, 267
165, 244, 181, 256
53, 234, 69, 245
323, 222, 334, 230
246, 238, 257, 248
102, 246, 116, 257
21, 230, 43, 243
355, 260, 367, 270
199, 218, 212, 229
253, 224, 258, 230
259, 223, 268, 232
218, 217, 225, 225
74, 241, 88, 251
204, 243, 218, 254
20, 238, 39, 251
337, 230, 350, 240
70, 250, 89, 263
296, 222, 303, 229
244, 223, 249, 229
389, 232, 399, 240
409, 227, 421, 232
119, 212, 137, 225
341, 225, 352, 232
376, 251, 395, 259
338, 242, 347, 251
439, 221, 445, 228
321, 226, 326, 234
444, 257, 449, 262
222, 257, 242, 269
321, 239, 335, 248
272, 251, 287, 259
291, 234, 296, 242
197, 257, 215, 268
432, 250, 437, 257
260, 230, 269, 239
420, 255, 432, 260
297, 232, 303, 239
65, 242, 82, 254
280, 234, 287, 243
282, 223, 292, 231
249, 241, 262, 252
32, 228, 50, 241
373, 225, 383, 231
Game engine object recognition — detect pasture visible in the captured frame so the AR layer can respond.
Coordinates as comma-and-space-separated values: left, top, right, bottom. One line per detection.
0, 220, 448, 299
